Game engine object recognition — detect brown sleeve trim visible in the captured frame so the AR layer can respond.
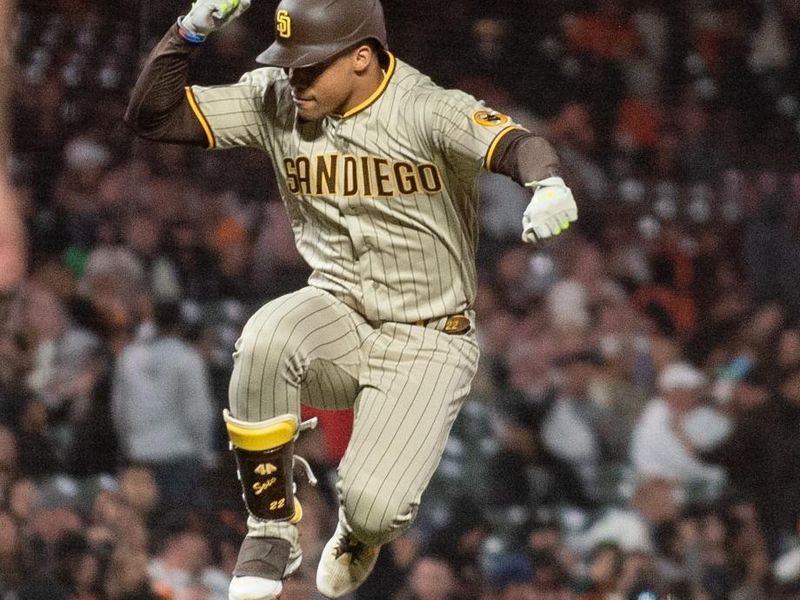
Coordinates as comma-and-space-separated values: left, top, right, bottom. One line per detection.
483, 125, 526, 170
489, 129, 561, 185
185, 87, 216, 149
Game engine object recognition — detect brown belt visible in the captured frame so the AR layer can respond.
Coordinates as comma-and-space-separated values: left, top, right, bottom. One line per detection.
413, 313, 471, 335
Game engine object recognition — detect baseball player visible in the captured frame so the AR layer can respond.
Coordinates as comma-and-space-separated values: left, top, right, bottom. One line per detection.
125, 0, 577, 598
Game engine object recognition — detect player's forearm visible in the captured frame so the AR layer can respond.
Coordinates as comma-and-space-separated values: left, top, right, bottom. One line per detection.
124, 25, 207, 146
0, 189, 25, 286
0, 0, 25, 324
0, 192, 24, 325
490, 129, 561, 184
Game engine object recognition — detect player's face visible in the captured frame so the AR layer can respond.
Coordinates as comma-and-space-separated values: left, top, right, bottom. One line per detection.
287, 46, 374, 120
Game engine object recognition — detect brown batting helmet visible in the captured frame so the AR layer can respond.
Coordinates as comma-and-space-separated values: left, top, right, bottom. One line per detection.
256, 0, 387, 69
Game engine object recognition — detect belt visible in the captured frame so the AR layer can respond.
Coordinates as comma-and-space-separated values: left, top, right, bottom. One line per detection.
413, 313, 471, 335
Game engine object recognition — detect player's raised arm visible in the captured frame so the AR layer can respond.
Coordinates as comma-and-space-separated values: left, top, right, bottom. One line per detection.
490, 129, 578, 243
124, 0, 252, 146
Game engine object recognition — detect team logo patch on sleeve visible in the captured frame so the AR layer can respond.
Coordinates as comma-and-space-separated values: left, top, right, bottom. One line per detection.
472, 110, 510, 127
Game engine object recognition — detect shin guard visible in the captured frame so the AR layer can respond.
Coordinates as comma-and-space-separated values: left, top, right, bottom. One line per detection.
224, 409, 317, 523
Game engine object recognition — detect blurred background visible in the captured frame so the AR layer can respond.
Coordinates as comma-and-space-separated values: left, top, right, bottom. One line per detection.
3, 0, 800, 599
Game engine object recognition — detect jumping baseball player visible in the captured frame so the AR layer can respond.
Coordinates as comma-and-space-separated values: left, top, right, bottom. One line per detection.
125, 0, 577, 598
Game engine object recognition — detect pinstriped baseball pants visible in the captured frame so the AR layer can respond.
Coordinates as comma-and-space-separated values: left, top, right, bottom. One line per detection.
228, 286, 479, 549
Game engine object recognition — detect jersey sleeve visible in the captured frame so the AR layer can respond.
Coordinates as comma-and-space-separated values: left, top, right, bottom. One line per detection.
427, 89, 526, 178
188, 67, 281, 150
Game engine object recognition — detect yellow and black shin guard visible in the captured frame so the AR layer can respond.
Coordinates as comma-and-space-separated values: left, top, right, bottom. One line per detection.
223, 409, 316, 523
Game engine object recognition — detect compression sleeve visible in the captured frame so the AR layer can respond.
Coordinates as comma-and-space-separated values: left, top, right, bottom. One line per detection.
488, 129, 561, 185
123, 25, 208, 146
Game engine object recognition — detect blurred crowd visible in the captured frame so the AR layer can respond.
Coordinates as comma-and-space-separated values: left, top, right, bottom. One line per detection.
3, 0, 800, 599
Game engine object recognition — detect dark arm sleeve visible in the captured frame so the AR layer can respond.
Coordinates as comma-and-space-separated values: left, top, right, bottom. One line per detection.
489, 129, 561, 185
123, 25, 208, 146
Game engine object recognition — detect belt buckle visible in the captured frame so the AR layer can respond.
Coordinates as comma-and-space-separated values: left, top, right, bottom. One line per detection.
414, 314, 470, 335
442, 314, 470, 335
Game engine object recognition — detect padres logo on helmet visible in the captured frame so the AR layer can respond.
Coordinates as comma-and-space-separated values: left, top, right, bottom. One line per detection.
276, 9, 291, 38
472, 110, 510, 127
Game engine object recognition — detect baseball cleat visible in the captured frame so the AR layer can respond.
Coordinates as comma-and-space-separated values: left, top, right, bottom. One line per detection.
316, 521, 380, 598
229, 537, 302, 600
228, 575, 283, 600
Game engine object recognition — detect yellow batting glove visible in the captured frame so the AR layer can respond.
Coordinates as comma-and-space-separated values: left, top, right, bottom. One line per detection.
521, 176, 577, 243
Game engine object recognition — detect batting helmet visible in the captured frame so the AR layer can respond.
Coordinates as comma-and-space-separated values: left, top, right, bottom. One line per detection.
256, 0, 387, 69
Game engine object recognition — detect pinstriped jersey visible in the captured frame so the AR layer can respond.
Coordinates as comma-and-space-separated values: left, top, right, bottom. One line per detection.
189, 53, 523, 323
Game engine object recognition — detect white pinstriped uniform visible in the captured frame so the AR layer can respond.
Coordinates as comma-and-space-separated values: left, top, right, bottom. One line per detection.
188, 55, 521, 549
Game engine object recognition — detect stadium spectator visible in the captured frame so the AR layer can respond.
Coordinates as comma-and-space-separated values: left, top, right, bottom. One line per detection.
630, 361, 726, 487
111, 300, 214, 510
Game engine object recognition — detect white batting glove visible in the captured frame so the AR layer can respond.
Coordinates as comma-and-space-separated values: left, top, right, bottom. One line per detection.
521, 176, 577, 243
180, 0, 252, 38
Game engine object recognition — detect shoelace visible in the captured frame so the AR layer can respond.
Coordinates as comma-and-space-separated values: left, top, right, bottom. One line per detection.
332, 533, 369, 564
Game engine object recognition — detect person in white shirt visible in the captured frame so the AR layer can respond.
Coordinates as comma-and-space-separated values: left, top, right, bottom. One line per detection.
630, 362, 726, 487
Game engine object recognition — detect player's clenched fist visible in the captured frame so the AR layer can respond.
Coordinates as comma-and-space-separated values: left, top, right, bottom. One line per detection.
521, 176, 577, 243
180, 0, 252, 39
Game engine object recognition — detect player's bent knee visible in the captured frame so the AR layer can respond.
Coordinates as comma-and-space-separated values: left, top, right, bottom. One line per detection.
237, 319, 305, 386
342, 482, 418, 547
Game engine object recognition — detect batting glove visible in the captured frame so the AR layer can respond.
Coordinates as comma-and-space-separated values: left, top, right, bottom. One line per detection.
521, 176, 577, 243
180, 0, 252, 39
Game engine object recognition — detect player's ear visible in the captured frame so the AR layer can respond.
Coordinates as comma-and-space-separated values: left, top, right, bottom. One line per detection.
351, 44, 375, 74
